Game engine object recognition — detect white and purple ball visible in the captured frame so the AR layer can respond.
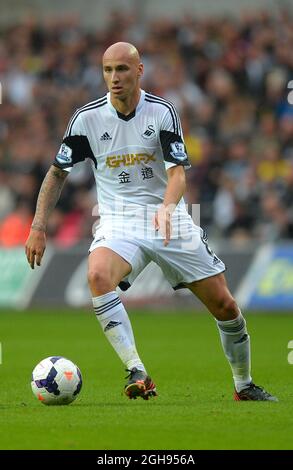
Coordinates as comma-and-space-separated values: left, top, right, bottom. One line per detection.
31, 356, 82, 405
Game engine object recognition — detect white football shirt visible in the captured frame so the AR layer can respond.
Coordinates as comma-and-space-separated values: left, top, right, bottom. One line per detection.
54, 89, 193, 238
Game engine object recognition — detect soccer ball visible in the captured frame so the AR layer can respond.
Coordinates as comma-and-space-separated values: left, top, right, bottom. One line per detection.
31, 356, 82, 405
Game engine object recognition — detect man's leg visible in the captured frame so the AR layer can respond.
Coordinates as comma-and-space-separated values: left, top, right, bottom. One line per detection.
88, 247, 156, 399
186, 273, 277, 401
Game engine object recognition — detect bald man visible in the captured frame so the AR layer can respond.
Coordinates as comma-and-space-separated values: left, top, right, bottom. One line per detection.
102, 42, 143, 110
25, 42, 277, 402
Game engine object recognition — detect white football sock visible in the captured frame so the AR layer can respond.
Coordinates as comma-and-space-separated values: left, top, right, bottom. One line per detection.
92, 291, 146, 372
217, 313, 252, 392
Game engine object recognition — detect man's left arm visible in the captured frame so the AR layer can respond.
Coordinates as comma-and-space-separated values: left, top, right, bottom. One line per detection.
154, 165, 186, 246
155, 106, 191, 245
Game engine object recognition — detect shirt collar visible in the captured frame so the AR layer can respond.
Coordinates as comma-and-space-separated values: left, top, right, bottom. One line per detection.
107, 89, 145, 120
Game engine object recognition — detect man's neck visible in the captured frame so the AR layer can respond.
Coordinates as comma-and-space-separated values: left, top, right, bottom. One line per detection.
110, 89, 141, 116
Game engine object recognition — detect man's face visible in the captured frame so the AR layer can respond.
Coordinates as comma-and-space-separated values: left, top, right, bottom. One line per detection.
103, 59, 143, 99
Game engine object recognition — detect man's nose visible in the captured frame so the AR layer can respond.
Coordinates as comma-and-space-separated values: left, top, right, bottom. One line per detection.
111, 72, 119, 83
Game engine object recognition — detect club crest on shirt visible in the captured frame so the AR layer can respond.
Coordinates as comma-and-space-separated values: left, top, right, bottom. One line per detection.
142, 124, 156, 139
56, 143, 72, 164
170, 142, 187, 161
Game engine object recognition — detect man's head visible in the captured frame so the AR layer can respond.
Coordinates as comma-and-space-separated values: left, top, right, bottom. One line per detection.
102, 42, 143, 100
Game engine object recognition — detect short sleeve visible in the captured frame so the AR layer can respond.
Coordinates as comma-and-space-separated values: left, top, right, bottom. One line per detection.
160, 108, 191, 169
53, 112, 96, 171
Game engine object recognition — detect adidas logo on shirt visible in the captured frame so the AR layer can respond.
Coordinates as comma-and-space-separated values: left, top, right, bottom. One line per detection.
100, 132, 112, 141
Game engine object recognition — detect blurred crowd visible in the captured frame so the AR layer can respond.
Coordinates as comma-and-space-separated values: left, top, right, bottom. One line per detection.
0, 8, 292, 247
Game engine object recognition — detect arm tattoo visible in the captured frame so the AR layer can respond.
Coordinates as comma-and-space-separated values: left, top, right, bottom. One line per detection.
31, 166, 68, 232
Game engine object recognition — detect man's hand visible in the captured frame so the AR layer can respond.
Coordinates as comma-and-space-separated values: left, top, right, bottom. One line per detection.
24, 165, 68, 269
154, 166, 186, 246
25, 228, 46, 269
153, 204, 174, 246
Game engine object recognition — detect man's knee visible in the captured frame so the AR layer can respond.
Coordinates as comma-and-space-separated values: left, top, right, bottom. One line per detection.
88, 269, 113, 294
216, 296, 239, 321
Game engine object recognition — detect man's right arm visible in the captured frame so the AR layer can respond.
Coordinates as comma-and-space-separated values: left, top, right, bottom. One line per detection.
25, 165, 68, 269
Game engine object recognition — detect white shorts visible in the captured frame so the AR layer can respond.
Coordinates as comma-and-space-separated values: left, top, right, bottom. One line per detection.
89, 227, 226, 290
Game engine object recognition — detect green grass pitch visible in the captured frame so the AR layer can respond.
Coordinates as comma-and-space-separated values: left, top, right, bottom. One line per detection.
0, 308, 292, 450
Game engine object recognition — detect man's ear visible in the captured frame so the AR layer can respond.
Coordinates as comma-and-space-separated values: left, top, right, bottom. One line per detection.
138, 63, 144, 78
